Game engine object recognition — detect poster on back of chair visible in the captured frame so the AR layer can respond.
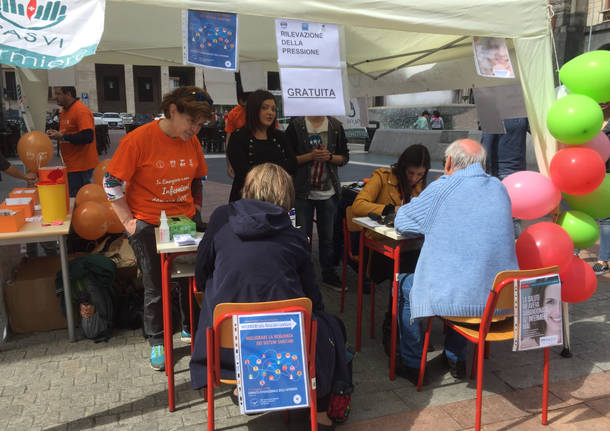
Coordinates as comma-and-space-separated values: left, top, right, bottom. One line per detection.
233, 312, 310, 414
513, 274, 563, 351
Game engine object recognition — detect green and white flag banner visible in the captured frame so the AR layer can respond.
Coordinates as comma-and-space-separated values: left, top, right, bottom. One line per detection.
0, 0, 105, 69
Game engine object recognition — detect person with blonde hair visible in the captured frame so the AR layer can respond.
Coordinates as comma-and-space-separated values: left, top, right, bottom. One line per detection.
191, 163, 352, 429
104, 85, 213, 370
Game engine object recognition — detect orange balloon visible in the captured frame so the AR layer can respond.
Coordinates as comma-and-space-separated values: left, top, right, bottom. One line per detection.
104, 201, 124, 234
75, 184, 107, 207
72, 201, 109, 240
94, 159, 111, 186
17, 131, 54, 172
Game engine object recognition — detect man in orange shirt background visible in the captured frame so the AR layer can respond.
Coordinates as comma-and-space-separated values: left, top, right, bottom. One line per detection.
47, 86, 98, 196
224, 91, 249, 178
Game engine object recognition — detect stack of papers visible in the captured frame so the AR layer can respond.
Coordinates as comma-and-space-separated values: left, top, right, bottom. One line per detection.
173, 234, 202, 247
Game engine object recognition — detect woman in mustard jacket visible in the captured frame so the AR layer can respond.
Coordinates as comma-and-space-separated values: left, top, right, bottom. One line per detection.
352, 144, 431, 356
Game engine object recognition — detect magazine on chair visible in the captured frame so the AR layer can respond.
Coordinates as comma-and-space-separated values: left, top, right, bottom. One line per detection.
513, 274, 563, 351
233, 312, 310, 414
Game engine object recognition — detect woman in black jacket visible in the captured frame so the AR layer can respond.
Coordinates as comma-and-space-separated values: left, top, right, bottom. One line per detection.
227, 90, 297, 202
190, 163, 350, 429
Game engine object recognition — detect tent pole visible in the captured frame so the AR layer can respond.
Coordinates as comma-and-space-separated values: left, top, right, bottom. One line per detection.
351, 42, 471, 67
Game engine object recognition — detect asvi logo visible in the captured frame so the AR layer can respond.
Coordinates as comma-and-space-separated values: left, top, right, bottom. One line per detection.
0, 0, 68, 30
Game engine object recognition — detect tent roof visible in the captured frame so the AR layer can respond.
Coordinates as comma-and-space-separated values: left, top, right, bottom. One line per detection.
96, 0, 547, 77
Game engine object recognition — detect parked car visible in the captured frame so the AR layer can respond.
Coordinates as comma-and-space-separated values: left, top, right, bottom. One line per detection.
120, 112, 134, 125
153, 113, 165, 121
93, 112, 105, 126
134, 113, 153, 126
102, 112, 123, 129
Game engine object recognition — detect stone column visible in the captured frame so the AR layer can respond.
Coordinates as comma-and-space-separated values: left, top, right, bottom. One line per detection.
161, 66, 170, 97
75, 63, 98, 112
195, 67, 204, 89
124, 65, 135, 114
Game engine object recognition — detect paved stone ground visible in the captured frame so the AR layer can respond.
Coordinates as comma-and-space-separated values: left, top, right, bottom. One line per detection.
2, 151, 610, 430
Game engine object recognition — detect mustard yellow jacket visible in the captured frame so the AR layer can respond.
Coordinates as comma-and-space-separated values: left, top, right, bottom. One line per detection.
352, 168, 423, 218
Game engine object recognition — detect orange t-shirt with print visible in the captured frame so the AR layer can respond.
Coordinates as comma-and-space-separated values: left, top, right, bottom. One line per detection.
59, 100, 98, 172
107, 121, 208, 225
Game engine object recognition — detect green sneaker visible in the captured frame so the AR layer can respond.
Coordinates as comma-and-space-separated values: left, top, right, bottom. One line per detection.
150, 345, 165, 371
181, 330, 191, 343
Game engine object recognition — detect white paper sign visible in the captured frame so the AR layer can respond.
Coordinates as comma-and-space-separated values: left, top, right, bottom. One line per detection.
338, 98, 368, 128
0, 0, 105, 69
280, 68, 346, 116
275, 19, 340, 68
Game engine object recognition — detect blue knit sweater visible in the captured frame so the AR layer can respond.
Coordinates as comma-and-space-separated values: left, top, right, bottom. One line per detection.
394, 163, 518, 319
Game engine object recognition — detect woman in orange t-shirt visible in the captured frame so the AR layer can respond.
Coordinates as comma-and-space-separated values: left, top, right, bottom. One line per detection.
103, 86, 213, 371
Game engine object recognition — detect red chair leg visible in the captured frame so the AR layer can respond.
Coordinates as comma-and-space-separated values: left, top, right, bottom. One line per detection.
471, 344, 478, 380
475, 340, 486, 431
206, 328, 215, 431
542, 347, 549, 425
341, 238, 347, 313
389, 244, 401, 380
417, 317, 433, 391
189, 278, 194, 355
370, 280, 375, 339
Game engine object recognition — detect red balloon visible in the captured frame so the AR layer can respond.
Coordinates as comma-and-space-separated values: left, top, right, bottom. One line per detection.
559, 256, 597, 303
516, 222, 573, 270
549, 147, 605, 195
72, 201, 109, 240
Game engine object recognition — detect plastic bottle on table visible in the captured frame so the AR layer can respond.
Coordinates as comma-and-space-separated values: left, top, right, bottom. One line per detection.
159, 210, 170, 243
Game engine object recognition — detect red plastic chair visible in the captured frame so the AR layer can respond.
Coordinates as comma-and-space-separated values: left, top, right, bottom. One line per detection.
416, 266, 559, 431
206, 298, 318, 431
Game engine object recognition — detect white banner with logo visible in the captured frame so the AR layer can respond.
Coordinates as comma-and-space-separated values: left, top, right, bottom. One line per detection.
280, 67, 345, 116
0, 0, 104, 69
338, 98, 368, 128
275, 19, 340, 68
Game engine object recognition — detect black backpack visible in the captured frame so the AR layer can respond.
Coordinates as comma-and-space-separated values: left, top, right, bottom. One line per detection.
77, 277, 114, 342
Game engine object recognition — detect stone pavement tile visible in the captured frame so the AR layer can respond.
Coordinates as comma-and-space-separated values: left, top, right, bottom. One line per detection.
502, 385, 570, 413
494, 355, 601, 390
549, 371, 610, 404
440, 393, 530, 428
347, 388, 410, 423
342, 405, 461, 431
67, 417, 95, 430
585, 395, 610, 417
395, 370, 511, 411
573, 343, 610, 372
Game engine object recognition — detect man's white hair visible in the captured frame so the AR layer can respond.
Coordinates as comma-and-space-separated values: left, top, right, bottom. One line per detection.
445, 139, 487, 171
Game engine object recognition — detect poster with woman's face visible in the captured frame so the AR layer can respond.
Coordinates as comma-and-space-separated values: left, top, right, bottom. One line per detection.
473, 37, 515, 79
516, 274, 563, 351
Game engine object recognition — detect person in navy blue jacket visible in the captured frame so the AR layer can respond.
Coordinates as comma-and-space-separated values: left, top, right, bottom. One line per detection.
190, 163, 351, 429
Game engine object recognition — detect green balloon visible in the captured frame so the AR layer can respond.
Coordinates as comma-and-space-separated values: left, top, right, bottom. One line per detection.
547, 94, 604, 145
564, 174, 610, 219
559, 50, 610, 103
556, 210, 599, 249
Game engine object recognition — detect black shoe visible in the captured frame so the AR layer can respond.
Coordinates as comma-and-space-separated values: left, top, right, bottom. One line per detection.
395, 363, 424, 386
442, 352, 467, 379
322, 272, 342, 292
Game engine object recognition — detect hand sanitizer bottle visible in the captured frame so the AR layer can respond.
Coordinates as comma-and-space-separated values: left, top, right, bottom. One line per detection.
159, 210, 170, 243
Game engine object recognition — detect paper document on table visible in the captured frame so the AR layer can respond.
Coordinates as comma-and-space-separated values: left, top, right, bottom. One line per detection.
353, 217, 383, 229
173, 234, 202, 247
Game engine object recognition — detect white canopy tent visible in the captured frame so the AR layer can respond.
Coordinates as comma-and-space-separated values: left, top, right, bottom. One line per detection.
22, 0, 557, 173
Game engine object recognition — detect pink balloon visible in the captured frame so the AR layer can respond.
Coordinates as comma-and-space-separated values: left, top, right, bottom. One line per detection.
502, 171, 562, 220
581, 132, 610, 162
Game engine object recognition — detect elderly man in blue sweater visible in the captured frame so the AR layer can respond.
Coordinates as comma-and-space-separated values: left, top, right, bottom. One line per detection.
393, 138, 518, 384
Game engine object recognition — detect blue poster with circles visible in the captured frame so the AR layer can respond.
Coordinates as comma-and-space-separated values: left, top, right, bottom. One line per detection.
182, 10, 238, 71
233, 312, 310, 414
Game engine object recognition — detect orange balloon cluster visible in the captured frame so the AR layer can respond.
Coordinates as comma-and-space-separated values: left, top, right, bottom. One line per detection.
94, 159, 111, 186
71, 160, 124, 240
17, 131, 54, 172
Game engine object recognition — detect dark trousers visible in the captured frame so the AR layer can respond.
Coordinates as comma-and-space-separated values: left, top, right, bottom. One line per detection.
128, 220, 189, 346
295, 196, 338, 278
68, 168, 94, 197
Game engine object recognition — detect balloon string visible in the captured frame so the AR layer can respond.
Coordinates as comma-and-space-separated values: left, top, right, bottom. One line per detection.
546, 4, 561, 76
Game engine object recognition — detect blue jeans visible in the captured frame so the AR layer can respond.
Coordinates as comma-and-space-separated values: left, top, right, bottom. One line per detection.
398, 273, 468, 368
67, 169, 94, 197
295, 196, 338, 278
599, 218, 610, 261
